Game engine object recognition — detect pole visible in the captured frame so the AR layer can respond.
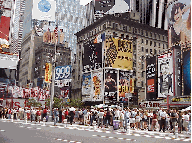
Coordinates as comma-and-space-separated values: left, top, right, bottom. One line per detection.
48, 39, 57, 122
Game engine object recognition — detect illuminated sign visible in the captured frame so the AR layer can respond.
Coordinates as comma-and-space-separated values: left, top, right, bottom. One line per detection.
45, 63, 52, 83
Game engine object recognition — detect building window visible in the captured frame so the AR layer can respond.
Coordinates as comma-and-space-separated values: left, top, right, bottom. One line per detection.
146, 48, 148, 53
154, 33, 156, 39
141, 81, 144, 87
159, 50, 161, 54
133, 27, 135, 33
113, 23, 115, 29
154, 49, 157, 55
166, 44, 168, 48
154, 42, 156, 47
150, 49, 152, 54
141, 29, 143, 35
163, 44, 164, 49
150, 32, 152, 37
126, 35, 129, 40
146, 31, 148, 37
150, 41, 152, 46
146, 40, 148, 45
121, 34, 124, 39
123, 25, 127, 32
103, 24, 106, 30
141, 47, 144, 52
141, 39, 144, 44
129, 26, 131, 32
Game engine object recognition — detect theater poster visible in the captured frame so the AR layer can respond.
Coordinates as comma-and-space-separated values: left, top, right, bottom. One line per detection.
92, 70, 103, 101
158, 53, 173, 97
105, 38, 133, 70
146, 56, 157, 100
82, 72, 91, 97
183, 49, 191, 96
167, 0, 191, 48
82, 40, 102, 72
104, 69, 117, 103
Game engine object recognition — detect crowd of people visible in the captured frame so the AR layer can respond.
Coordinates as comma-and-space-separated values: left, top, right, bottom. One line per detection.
0, 107, 191, 135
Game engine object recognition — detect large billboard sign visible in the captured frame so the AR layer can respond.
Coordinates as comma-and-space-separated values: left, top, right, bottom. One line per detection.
105, 38, 133, 70
82, 72, 91, 96
55, 65, 71, 80
82, 40, 102, 72
0, 54, 19, 69
104, 69, 117, 103
32, 0, 56, 21
158, 53, 173, 97
92, 70, 103, 101
167, 0, 191, 48
119, 71, 130, 101
146, 56, 157, 100
183, 49, 191, 96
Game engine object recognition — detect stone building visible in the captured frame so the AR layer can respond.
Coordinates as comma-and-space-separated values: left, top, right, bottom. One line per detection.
74, 14, 168, 104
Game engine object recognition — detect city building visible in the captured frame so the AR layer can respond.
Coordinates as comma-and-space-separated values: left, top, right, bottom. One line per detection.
74, 14, 168, 105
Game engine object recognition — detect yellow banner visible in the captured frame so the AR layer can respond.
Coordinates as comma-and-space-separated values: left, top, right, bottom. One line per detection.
45, 63, 52, 83
105, 38, 133, 70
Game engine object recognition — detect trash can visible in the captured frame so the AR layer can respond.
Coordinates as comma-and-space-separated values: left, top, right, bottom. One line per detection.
113, 120, 119, 130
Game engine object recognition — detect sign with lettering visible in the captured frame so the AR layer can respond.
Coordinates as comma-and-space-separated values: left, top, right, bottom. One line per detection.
139, 101, 161, 108
55, 65, 71, 80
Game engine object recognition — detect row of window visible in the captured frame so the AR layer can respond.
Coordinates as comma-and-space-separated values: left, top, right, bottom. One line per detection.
141, 39, 168, 48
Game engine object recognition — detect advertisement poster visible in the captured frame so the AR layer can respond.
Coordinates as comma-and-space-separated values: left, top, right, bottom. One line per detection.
119, 71, 130, 102
104, 69, 117, 103
82, 40, 102, 72
92, 70, 103, 101
146, 56, 157, 100
82, 72, 91, 96
105, 38, 133, 70
183, 49, 191, 95
55, 65, 71, 80
158, 53, 173, 97
167, 0, 191, 48
45, 63, 52, 83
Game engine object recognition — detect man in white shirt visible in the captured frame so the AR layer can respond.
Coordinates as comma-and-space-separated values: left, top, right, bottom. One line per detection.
115, 109, 120, 120
183, 111, 189, 133
97, 109, 104, 128
159, 109, 166, 132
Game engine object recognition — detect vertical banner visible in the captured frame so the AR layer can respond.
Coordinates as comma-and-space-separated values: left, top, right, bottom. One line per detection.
129, 78, 134, 93
167, 0, 191, 48
183, 49, 191, 95
146, 56, 157, 100
92, 70, 103, 101
104, 69, 117, 103
45, 63, 52, 83
105, 38, 133, 70
173, 45, 182, 96
82, 40, 102, 72
82, 72, 91, 98
158, 53, 173, 97
119, 71, 130, 102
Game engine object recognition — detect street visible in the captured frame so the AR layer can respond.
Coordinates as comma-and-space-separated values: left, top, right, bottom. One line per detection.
0, 119, 190, 143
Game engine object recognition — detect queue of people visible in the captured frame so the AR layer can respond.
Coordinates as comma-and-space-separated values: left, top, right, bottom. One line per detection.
0, 106, 191, 135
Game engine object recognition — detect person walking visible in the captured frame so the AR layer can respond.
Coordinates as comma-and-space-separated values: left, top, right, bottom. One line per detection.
183, 111, 189, 134
54, 108, 59, 126
97, 109, 104, 128
36, 108, 41, 123
178, 111, 183, 133
170, 109, 178, 133
151, 111, 158, 131
105, 109, 111, 128
135, 111, 141, 130
69, 109, 74, 125
159, 109, 166, 132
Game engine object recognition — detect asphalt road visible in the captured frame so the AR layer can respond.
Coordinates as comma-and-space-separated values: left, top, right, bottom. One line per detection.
0, 119, 190, 143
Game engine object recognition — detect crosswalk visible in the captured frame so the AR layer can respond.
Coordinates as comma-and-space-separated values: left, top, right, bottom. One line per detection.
1, 119, 191, 142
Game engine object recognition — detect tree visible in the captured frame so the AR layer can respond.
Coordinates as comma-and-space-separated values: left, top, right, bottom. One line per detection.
26, 99, 42, 108
45, 97, 66, 109
68, 98, 84, 108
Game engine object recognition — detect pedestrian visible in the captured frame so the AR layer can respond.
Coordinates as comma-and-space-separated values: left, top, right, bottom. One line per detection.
43, 108, 47, 119
130, 109, 136, 129
36, 108, 41, 123
115, 108, 120, 120
54, 108, 59, 126
135, 111, 140, 130
170, 109, 178, 133
159, 109, 166, 132
97, 109, 104, 128
151, 111, 158, 131
79, 109, 83, 125
65, 109, 69, 123
105, 108, 111, 128
188, 110, 191, 134
119, 110, 124, 128
83, 108, 88, 125
178, 111, 183, 133
74, 108, 79, 123
69, 109, 74, 125
183, 111, 189, 134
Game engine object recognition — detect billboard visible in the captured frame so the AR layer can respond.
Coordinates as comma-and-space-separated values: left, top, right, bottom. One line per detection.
167, 0, 191, 48
105, 38, 133, 70
158, 53, 173, 97
82, 40, 102, 72
104, 69, 117, 103
45, 63, 52, 83
32, 0, 56, 21
55, 65, 71, 80
92, 70, 103, 101
146, 56, 157, 100
0, 54, 19, 69
183, 49, 191, 96
82, 72, 91, 96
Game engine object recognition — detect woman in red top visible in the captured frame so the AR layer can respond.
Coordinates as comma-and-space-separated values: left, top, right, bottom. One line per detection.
65, 109, 69, 122
151, 111, 158, 131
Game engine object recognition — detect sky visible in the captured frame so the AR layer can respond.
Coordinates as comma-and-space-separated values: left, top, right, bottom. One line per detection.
80, 0, 92, 5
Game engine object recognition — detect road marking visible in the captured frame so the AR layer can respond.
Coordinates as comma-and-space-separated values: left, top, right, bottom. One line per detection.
27, 127, 32, 128
63, 140, 68, 142
165, 137, 171, 139
183, 139, 190, 141
69, 141, 75, 143
58, 126, 64, 128
134, 134, 140, 136
36, 128, 41, 129
126, 139, 131, 141
92, 135, 97, 137
57, 139, 62, 141
0, 130, 5, 132
145, 135, 151, 137
101, 136, 106, 138
155, 136, 164, 138
109, 137, 113, 138
19, 126, 24, 128
118, 138, 123, 140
